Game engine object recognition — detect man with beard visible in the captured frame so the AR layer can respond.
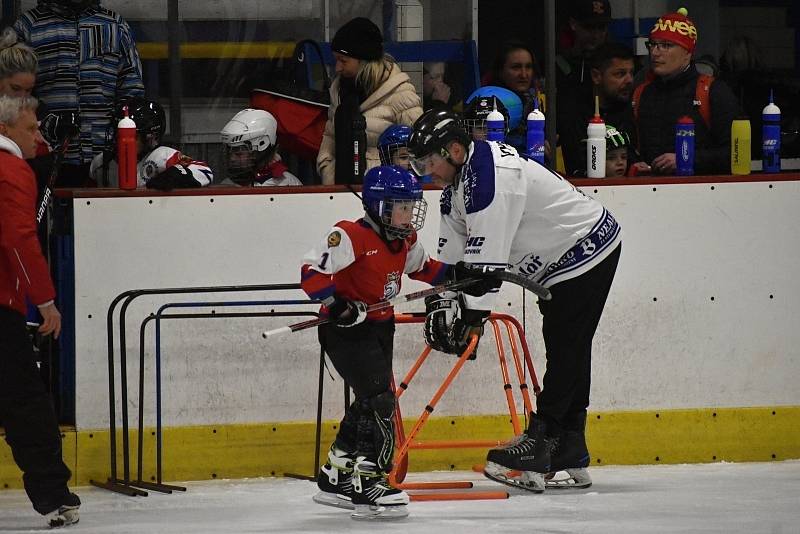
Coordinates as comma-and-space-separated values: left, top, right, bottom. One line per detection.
14, 0, 144, 186
558, 42, 636, 176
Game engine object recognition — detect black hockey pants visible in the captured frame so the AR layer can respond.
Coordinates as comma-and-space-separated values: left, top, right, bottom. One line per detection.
0, 306, 72, 515
319, 319, 396, 469
535, 244, 621, 433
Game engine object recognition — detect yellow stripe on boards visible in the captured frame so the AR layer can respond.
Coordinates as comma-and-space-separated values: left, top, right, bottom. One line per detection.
1, 407, 798, 489
137, 42, 297, 60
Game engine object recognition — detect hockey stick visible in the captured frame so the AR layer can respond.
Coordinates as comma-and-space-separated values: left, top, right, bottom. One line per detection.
36, 114, 79, 225
261, 270, 549, 338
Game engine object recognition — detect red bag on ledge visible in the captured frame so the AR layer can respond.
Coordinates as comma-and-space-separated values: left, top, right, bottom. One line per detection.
251, 40, 331, 161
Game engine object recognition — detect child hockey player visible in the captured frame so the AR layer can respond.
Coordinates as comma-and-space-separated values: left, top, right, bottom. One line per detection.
299, 165, 498, 519
220, 108, 302, 186
604, 124, 631, 177
89, 98, 213, 189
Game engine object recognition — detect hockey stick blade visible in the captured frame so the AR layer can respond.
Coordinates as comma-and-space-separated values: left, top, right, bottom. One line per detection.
492, 270, 551, 301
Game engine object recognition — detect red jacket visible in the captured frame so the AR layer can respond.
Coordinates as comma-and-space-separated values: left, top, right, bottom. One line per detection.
0, 135, 55, 316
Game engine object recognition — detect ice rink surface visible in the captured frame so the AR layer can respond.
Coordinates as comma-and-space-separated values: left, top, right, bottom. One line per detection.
1, 461, 798, 533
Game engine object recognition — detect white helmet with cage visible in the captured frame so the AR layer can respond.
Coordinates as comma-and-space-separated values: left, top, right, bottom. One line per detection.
220, 109, 278, 184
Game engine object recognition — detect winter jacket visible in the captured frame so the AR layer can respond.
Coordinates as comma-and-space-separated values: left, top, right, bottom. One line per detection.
633, 64, 740, 175
0, 135, 56, 316
317, 62, 422, 185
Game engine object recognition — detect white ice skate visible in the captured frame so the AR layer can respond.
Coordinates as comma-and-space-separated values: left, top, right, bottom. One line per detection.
45, 504, 80, 528
483, 461, 546, 493
350, 458, 409, 520
313, 447, 355, 510
545, 468, 592, 489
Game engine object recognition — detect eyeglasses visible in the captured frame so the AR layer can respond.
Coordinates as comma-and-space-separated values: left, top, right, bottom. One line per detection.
645, 40, 676, 52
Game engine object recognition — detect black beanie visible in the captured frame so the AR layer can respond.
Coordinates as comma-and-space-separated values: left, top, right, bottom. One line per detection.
331, 17, 383, 61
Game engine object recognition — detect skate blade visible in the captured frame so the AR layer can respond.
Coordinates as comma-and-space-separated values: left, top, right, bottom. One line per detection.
545, 468, 592, 489
351, 503, 409, 520
313, 491, 355, 510
483, 461, 545, 493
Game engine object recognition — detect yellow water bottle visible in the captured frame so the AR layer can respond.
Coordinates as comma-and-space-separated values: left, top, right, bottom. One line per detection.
731, 117, 751, 175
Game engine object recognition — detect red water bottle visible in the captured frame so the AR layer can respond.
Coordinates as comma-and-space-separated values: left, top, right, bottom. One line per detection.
117, 106, 137, 190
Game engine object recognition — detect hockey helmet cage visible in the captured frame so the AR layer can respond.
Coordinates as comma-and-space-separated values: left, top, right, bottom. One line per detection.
605, 124, 630, 150
465, 86, 523, 130
362, 165, 427, 240
463, 95, 510, 138
114, 98, 166, 142
220, 109, 279, 185
378, 124, 413, 167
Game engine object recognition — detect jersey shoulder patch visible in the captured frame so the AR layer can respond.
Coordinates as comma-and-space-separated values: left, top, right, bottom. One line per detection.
461, 141, 496, 214
440, 186, 453, 215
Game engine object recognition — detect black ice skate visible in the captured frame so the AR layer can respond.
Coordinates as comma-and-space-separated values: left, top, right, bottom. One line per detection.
44, 493, 80, 528
546, 428, 592, 489
350, 457, 409, 520
313, 446, 355, 510
483, 416, 555, 493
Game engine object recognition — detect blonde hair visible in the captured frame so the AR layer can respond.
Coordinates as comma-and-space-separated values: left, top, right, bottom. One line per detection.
0, 95, 39, 125
0, 27, 37, 81
356, 53, 396, 98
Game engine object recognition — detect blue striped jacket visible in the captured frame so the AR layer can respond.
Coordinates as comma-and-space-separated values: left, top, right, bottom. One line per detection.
15, 6, 145, 165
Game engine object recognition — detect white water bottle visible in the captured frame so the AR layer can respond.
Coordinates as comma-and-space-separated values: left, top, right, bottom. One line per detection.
486, 106, 506, 142
526, 99, 546, 164
586, 96, 606, 178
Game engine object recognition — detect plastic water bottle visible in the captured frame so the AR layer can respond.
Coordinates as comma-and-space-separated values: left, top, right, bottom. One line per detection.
731, 117, 751, 175
675, 116, 695, 176
526, 98, 545, 164
586, 96, 605, 178
762, 89, 781, 173
486, 106, 506, 142
117, 106, 137, 190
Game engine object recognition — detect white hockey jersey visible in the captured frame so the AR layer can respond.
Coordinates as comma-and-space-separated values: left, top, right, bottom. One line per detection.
437, 140, 621, 312
89, 146, 213, 188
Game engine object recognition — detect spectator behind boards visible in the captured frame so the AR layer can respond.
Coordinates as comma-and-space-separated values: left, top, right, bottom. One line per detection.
631, 8, 739, 175
316, 17, 422, 185
0, 95, 81, 529
558, 42, 636, 176
14, 0, 145, 187
220, 108, 302, 187
89, 98, 213, 190
556, 0, 612, 97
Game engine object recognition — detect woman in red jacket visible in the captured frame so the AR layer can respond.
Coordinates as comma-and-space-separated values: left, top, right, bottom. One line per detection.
0, 95, 80, 528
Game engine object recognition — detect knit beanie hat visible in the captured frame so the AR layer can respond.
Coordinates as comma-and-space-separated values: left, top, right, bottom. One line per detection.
332, 17, 383, 61
650, 7, 697, 53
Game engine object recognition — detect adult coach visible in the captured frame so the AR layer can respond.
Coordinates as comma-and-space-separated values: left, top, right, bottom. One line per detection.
0, 95, 79, 528
409, 109, 622, 492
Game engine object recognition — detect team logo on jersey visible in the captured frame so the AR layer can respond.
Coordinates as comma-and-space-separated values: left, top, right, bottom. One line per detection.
512, 252, 544, 276
142, 159, 159, 180
383, 271, 400, 300
327, 231, 342, 248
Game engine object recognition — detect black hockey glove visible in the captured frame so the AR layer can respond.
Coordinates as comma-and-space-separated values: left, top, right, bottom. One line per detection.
325, 296, 368, 327
447, 261, 503, 297
40, 111, 79, 150
146, 166, 202, 191
449, 303, 490, 359
424, 291, 459, 353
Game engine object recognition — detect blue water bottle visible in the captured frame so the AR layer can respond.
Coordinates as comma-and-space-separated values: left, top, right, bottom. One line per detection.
762, 89, 781, 173
675, 115, 695, 175
486, 106, 506, 142
526, 98, 546, 164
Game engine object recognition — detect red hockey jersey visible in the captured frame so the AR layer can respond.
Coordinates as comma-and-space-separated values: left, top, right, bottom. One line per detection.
301, 219, 447, 321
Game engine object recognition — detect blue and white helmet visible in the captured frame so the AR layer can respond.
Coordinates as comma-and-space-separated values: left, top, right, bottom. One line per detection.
378, 124, 413, 167
465, 86, 523, 130
362, 165, 427, 240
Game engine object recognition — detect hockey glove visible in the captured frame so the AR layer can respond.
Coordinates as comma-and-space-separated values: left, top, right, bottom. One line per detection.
424, 291, 459, 353
449, 301, 490, 359
40, 111, 79, 150
447, 261, 504, 297
325, 296, 368, 327
146, 166, 202, 191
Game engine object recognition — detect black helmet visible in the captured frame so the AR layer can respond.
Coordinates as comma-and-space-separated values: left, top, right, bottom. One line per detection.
407, 109, 470, 160
462, 96, 509, 139
114, 98, 166, 147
